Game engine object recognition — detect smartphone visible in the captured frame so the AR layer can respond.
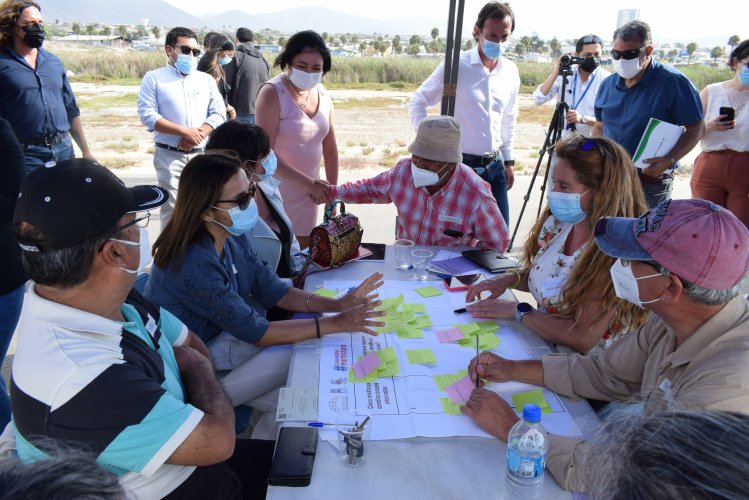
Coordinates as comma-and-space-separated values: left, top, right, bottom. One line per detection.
719, 106, 735, 122
443, 273, 487, 291
359, 242, 386, 261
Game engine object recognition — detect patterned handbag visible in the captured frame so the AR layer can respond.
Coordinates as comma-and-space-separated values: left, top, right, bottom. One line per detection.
308, 199, 363, 267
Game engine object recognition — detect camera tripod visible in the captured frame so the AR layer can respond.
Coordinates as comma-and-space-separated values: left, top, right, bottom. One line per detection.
509, 63, 576, 249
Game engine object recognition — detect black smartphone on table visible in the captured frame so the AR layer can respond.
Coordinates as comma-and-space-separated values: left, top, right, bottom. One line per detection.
719, 106, 735, 122
442, 273, 487, 291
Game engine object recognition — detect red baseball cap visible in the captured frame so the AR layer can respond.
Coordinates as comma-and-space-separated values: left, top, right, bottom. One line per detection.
595, 199, 749, 289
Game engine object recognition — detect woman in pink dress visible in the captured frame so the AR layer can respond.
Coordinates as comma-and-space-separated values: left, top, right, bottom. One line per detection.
256, 31, 338, 249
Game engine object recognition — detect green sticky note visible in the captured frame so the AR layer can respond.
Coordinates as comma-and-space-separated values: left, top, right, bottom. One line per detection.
375, 347, 398, 363
402, 303, 426, 314
396, 326, 424, 339
511, 389, 553, 414
391, 311, 416, 324
375, 321, 398, 334
456, 323, 481, 335
409, 315, 433, 329
440, 397, 463, 415
478, 331, 500, 350
406, 349, 437, 365
434, 369, 469, 391
314, 288, 339, 298
348, 366, 378, 383
377, 294, 405, 312
415, 286, 443, 298
476, 321, 500, 331
376, 359, 400, 377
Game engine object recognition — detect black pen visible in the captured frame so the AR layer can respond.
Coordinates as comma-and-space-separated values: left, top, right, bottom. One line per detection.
443, 229, 464, 238
475, 335, 481, 388
453, 307, 467, 314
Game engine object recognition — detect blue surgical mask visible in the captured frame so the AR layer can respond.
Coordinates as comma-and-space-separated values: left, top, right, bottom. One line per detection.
212, 198, 258, 236
548, 190, 590, 224
740, 66, 749, 86
218, 55, 232, 66
175, 53, 196, 75
482, 39, 508, 60
258, 150, 278, 182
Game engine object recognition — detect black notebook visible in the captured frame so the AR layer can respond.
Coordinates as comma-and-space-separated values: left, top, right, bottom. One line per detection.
461, 249, 520, 274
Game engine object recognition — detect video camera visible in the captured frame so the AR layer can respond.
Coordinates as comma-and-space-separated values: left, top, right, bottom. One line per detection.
559, 55, 587, 76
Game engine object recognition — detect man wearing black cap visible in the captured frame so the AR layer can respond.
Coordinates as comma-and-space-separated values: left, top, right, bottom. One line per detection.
10, 159, 273, 499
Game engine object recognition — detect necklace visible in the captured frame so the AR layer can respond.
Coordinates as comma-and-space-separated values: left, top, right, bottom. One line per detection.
725, 83, 749, 113
285, 75, 311, 109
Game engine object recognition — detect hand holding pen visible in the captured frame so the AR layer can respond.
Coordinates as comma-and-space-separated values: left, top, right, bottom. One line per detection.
468, 351, 512, 385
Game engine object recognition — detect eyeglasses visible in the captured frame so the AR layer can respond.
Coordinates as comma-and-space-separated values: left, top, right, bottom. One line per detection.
580, 35, 602, 45
578, 138, 606, 160
116, 212, 151, 232
172, 45, 202, 57
216, 183, 257, 210
610, 47, 645, 60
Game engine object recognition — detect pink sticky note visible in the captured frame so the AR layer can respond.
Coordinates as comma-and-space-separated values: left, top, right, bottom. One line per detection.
445, 375, 476, 403
352, 351, 381, 378
436, 328, 465, 343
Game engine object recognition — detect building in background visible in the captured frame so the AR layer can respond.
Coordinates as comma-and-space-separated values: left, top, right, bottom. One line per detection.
616, 9, 640, 29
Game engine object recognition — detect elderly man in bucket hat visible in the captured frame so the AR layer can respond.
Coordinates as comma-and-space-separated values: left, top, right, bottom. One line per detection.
314, 115, 508, 250
9, 159, 274, 499
460, 198, 749, 493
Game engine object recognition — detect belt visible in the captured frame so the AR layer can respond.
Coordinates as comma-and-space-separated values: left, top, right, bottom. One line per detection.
20, 132, 68, 147
638, 169, 674, 185
155, 142, 204, 154
462, 152, 500, 167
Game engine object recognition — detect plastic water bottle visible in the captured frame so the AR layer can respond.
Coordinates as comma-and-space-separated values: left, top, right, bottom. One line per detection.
504, 404, 549, 499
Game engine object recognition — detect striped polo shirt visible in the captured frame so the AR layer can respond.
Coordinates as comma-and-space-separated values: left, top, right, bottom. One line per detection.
11, 286, 204, 498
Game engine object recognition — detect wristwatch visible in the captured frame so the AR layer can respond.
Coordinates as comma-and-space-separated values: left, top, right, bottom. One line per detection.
514, 302, 533, 323
668, 155, 677, 166
580, 115, 588, 125
503, 160, 515, 167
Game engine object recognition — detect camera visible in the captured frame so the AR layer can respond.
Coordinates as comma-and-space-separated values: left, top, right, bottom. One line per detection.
560, 55, 587, 68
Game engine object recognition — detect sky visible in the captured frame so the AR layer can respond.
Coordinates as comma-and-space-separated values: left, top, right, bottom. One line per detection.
162, 0, 744, 45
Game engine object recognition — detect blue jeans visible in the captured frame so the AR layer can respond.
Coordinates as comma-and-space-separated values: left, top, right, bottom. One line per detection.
462, 157, 510, 224
0, 284, 25, 428
235, 113, 256, 124
22, 134, 75, 173
640, 173, 674, 209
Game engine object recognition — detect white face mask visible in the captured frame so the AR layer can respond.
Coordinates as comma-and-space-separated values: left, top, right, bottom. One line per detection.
411, 161, 449, 188
609, 258, 663, 308
111, 227, 151, 275
613, 57, 643, 79
289, 67, 322, 90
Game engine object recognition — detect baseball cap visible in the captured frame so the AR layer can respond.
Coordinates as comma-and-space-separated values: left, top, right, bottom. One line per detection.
408, 116, 463, 163
13, 159, 169, 252
594, 199, 749, 289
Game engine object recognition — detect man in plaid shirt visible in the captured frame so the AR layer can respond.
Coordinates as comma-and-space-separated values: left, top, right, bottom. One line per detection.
315, 116, 508, 251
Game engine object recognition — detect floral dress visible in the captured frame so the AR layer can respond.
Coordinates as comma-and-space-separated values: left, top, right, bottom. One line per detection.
527, 216, 624, 354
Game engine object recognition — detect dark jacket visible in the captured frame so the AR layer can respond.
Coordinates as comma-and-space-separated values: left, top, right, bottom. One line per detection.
224, 42, 269, 115
0, 118, 27, 294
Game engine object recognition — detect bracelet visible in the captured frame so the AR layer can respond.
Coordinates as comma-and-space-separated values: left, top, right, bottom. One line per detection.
507, 269, 522, 289
306, 293, 313, 313
503, 160, 515, 167
314, 316, 321, 339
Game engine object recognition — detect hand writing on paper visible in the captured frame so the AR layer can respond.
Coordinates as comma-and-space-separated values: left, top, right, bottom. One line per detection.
332, 301, 386, 336
461, 388, 519, 441
337, 272, 384, 309
468, 351, 513, 385
466, 298, 515, 319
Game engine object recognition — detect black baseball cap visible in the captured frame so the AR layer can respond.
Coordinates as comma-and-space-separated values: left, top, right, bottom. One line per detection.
13, 159, 169, 252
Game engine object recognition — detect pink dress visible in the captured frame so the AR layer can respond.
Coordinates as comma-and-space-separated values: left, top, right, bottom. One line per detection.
266, 75, 332, 236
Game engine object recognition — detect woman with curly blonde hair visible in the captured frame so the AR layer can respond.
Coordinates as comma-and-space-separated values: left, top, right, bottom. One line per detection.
466, 134, 649, 353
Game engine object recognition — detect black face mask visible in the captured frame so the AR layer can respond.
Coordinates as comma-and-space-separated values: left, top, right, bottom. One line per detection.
579, 56, 600, 73
21, 23, 45, 48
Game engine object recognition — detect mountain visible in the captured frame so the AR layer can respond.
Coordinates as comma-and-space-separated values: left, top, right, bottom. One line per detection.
204, 6, 447, 37
39, 0, 202, 28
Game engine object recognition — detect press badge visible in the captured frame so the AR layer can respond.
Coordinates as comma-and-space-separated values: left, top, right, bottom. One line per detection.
439, 213, 462, 224
542, 276, 566, 299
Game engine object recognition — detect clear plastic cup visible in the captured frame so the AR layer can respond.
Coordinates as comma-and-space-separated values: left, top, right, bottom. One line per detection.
335, 410, 372, 468
411, 249, 433, 280
393, 239, 415, 269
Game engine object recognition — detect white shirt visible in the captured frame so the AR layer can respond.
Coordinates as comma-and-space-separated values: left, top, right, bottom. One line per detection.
137, 64, 226, 147
700, 82, 749, 152
532, 66, 610, 137
408, 46, 520, 160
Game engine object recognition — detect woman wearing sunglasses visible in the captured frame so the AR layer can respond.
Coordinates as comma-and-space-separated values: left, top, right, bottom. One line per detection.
691, 39, 749, 228
206, 120, 306, 282
145, 152, 384, 415
465, 135, 649, 354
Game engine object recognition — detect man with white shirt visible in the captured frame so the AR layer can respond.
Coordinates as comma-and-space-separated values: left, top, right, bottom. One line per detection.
533, 34, 610, 137
138, 27, 226, 226
409, 2, 519, 225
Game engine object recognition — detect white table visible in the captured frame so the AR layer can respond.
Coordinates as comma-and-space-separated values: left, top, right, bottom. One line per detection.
267, 246, 599, 499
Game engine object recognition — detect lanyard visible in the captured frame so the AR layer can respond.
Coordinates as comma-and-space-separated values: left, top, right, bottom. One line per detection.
571, 70, 596, 110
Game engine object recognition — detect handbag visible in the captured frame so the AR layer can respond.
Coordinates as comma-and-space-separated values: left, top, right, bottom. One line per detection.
308, 199, 363, 267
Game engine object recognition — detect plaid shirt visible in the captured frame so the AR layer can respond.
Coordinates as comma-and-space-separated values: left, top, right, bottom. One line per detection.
331, 158, 508, 251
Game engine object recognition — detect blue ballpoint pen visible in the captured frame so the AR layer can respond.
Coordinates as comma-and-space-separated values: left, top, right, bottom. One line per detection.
307, 421, 335, 427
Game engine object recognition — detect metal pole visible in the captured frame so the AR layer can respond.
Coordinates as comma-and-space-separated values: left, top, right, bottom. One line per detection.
446, 0, 465, 116
441, 0, 457, 116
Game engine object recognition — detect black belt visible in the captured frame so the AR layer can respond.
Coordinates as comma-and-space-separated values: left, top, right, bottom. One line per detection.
155, 142, 204, 154
20, 132, 68, 147
462, 152, 500, 167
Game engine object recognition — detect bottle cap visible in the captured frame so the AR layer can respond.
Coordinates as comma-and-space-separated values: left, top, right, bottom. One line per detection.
522, 404, 541, 423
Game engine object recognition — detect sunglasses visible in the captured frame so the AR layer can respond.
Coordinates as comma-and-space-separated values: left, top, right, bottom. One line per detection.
580, 35, 602, 45
610, 47, 646, 60
172, 45, 202, 57
216, 183, 257, 210
578, 138, 606, 159
116, 212, 151, 232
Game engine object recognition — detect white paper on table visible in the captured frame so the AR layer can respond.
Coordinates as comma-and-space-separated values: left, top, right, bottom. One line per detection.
632, 118, 684, 168
276, 387, 319, 422
317, 280, 582, 441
